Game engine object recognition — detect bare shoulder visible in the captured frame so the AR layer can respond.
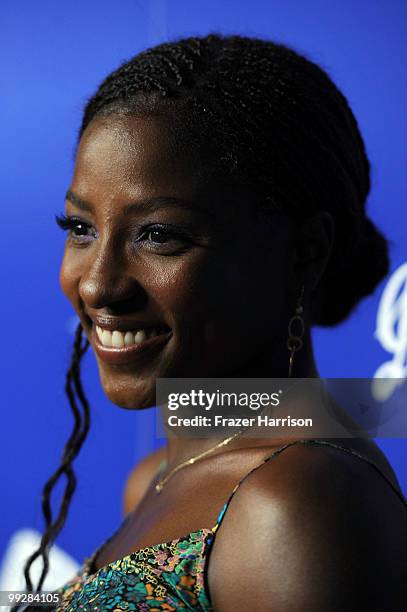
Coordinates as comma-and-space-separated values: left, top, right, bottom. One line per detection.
122, 445, 167, 515
208, 442, 407, 612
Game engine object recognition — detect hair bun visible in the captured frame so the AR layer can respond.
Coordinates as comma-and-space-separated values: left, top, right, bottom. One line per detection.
312, 215, 390, 326
357, 215, 390, 292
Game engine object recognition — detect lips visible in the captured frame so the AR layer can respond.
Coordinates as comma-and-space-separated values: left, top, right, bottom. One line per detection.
84, 312, 172, 365
92, 325, 172, 365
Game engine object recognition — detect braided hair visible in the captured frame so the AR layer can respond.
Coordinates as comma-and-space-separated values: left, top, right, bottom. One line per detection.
14, 324, 89, 609
18, 33, 389, 603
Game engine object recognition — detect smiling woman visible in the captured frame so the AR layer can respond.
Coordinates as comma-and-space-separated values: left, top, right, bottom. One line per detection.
15, 33, 407, 611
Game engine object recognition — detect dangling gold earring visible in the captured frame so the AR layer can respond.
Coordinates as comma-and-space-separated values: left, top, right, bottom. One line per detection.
287, 284, 305, 377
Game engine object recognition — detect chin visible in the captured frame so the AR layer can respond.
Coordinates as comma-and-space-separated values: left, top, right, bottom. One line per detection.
99, 373, 157, 410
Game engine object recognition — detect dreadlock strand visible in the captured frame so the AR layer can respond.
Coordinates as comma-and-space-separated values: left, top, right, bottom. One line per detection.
17, 323, 90, 606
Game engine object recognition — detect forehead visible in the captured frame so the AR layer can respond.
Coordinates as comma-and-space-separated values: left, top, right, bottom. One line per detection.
71, 112, 298, 248
73, 114, 197, 196
71, 114, 266, 230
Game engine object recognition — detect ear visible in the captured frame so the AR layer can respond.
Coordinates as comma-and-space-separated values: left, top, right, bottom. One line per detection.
292, 211, 335, 295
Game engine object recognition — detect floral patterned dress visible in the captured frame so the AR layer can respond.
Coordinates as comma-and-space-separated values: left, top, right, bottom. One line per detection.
53, 439, 406, 611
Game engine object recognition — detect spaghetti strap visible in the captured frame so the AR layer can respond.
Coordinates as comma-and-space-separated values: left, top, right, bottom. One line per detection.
211, 438, 407, 535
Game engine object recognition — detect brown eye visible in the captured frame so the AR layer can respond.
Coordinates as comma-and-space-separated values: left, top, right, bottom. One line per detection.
146, 228, 173, 243
140, 224, 190, 245
55, 214, 96, 243
136, 223, 193, 255
72, 222, 91, 237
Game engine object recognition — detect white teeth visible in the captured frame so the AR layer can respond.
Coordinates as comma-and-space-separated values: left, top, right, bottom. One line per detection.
112, 331, 124, 348
101, 330, 112, 347
96, 325, 166, 348
124, 331, 135, 346
134, 330, 147, 343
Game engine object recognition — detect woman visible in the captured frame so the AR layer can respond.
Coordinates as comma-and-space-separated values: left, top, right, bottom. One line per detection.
18, 33, 406, 611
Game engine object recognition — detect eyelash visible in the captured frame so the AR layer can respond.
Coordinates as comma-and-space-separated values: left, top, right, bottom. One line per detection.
54, 213, 192, 249
55, 214, 95, 242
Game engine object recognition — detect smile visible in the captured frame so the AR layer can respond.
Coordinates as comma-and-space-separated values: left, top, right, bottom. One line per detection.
96, 325, 168, 348
92, 324, 172, 365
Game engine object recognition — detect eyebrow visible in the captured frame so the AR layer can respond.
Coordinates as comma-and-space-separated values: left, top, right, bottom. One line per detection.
65, 189, 217, 221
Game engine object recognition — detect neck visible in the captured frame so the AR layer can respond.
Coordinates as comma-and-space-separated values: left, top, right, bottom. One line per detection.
163, 330, 319, 470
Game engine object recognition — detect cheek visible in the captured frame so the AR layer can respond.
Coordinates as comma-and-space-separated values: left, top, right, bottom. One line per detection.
150, 250, 288, 339
148, 256, 218, 319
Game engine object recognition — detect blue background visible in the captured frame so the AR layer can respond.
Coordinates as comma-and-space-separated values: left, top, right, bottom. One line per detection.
1, 0, 406, 567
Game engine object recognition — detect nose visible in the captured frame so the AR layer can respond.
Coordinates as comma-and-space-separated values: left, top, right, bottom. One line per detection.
78, 247, 146, 311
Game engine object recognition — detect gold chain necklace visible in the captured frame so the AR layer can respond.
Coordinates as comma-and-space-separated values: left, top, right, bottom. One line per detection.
154, 381, 303, 494
154, 428, 244, 494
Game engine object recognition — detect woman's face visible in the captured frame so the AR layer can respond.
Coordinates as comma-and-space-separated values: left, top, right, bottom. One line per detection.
59, 114, 296, 409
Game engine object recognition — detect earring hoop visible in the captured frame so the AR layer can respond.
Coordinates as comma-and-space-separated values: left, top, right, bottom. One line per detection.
287, 284, 305, 377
